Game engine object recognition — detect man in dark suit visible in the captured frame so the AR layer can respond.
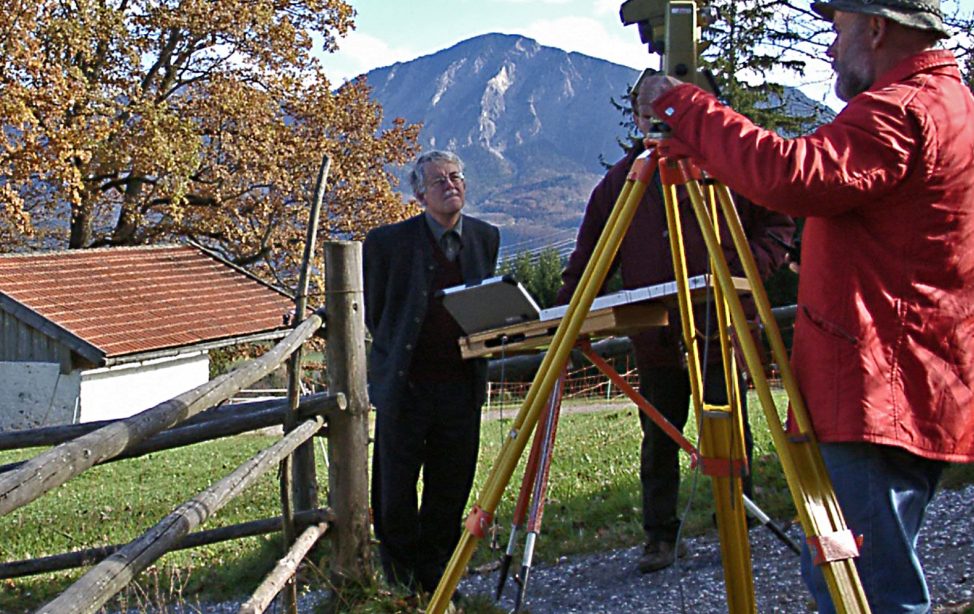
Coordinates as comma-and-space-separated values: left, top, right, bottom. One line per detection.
364, 150, 500, 595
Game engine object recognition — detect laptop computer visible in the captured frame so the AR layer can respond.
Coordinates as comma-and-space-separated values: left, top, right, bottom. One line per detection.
440, 275, 542, 335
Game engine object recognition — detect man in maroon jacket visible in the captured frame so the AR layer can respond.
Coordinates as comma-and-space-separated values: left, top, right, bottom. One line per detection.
639, 1, 973, 612
556, 88, 793, 573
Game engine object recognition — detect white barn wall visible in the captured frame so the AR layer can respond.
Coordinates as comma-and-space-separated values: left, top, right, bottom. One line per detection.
0, 362, 81, 430
78, 352, 210, 423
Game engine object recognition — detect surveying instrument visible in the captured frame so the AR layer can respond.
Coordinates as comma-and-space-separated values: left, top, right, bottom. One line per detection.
428, 1, 871, 611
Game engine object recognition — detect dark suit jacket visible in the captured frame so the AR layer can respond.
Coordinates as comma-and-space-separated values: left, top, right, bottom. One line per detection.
363, 213, 500, 411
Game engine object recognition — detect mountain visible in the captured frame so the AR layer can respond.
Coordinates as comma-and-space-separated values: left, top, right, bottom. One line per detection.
364, 33, 831, 254
364, 34, 637, 251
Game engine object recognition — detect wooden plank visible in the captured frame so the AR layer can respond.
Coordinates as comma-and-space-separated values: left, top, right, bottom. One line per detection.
238, 521, 330, 614
0, 294, 104, 365
460, 302, 667, 359
459, 275, 750, 359
0, 312, 11, 360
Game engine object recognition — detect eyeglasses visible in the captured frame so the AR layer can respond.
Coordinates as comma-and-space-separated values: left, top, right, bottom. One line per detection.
425, 172, 465, 190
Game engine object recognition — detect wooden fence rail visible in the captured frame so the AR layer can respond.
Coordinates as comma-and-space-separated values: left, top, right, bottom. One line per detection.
0, 393, 336, 452
0, 392, 345, 474
0, 509, 333, 579
239, 520, 330, 614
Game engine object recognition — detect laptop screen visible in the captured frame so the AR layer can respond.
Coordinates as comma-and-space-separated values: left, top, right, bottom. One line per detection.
440, 275, 542, 335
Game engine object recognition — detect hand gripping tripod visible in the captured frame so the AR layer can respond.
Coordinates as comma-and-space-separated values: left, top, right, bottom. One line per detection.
427, 142, 871, 613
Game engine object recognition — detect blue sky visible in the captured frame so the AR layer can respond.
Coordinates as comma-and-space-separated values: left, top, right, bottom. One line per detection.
316, 0, 843, 109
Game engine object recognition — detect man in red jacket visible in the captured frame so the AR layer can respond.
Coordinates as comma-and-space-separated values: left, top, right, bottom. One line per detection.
638, 1, 973, 612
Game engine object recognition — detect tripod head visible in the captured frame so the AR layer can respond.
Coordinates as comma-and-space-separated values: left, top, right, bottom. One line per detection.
619, 0, 715, 91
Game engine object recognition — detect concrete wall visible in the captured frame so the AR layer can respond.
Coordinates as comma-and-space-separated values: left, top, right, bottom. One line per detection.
0, 352, 210, 430
78, 352, 210, 423
0, 362, 81, 430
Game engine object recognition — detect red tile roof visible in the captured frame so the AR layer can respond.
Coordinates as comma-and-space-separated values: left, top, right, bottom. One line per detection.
0, 245, 295, 358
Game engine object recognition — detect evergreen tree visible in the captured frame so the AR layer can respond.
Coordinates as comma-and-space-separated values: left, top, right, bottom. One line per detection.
499, 247, 566, 309
698, 1, 832, 135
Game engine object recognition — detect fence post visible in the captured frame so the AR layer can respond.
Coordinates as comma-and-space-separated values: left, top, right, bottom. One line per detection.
324, 241, 371, 586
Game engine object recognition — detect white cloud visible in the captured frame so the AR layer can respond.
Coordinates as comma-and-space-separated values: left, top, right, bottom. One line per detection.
594, 0, 623, 16
319, 31, 420, 83
511, 16, 658, 71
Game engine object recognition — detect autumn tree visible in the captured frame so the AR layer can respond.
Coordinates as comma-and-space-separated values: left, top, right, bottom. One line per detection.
0, 0, 420, 293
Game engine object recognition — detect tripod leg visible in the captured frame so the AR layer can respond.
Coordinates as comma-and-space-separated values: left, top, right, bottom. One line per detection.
495, 527, 519, 601
681, 166, 869, 612
513, 372, 564, 612
495, 384, 555, 600
513, 531, 537, 613
658, 157, 755, 613
578, 339, 698, 459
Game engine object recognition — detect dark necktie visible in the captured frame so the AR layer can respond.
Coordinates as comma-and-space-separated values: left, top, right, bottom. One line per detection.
441, 230, 460, 262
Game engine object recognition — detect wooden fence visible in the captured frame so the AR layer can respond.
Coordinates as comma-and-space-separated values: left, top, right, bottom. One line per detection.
0, 241, 369, 614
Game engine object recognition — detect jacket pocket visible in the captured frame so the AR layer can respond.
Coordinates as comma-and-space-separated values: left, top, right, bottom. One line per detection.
799, 305, 860, 347
793, 304, 865, 438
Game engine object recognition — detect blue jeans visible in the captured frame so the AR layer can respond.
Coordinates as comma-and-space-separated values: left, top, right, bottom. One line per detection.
801, 442, 946, 614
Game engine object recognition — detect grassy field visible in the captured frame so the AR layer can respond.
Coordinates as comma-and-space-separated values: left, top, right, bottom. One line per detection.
469, 390, 803, 563
1, 391, 971, 612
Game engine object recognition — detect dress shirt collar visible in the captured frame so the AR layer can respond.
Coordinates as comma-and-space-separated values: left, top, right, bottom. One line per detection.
424, 212, 463, 242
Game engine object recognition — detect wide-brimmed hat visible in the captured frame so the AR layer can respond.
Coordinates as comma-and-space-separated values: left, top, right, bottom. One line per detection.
811, 0, 950, 39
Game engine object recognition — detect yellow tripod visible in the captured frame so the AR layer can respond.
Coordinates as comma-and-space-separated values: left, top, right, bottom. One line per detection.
428, 144, 871, 613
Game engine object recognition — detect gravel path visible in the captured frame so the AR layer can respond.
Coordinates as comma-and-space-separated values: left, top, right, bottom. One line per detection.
458, 485, 974, 613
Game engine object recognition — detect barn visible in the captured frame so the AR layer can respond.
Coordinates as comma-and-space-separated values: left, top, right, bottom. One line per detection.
0, 244, 295, 430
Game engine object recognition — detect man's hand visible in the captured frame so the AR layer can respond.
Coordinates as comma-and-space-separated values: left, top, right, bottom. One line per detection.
636, 74, 683, 118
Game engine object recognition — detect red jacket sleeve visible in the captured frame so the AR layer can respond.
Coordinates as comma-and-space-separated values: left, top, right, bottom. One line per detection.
652, 84, 917, 218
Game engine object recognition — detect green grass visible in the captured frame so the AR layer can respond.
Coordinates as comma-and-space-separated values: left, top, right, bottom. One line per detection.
0, 434, 327, 612
0, 390, 971, 612
468, 389, 795, 569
